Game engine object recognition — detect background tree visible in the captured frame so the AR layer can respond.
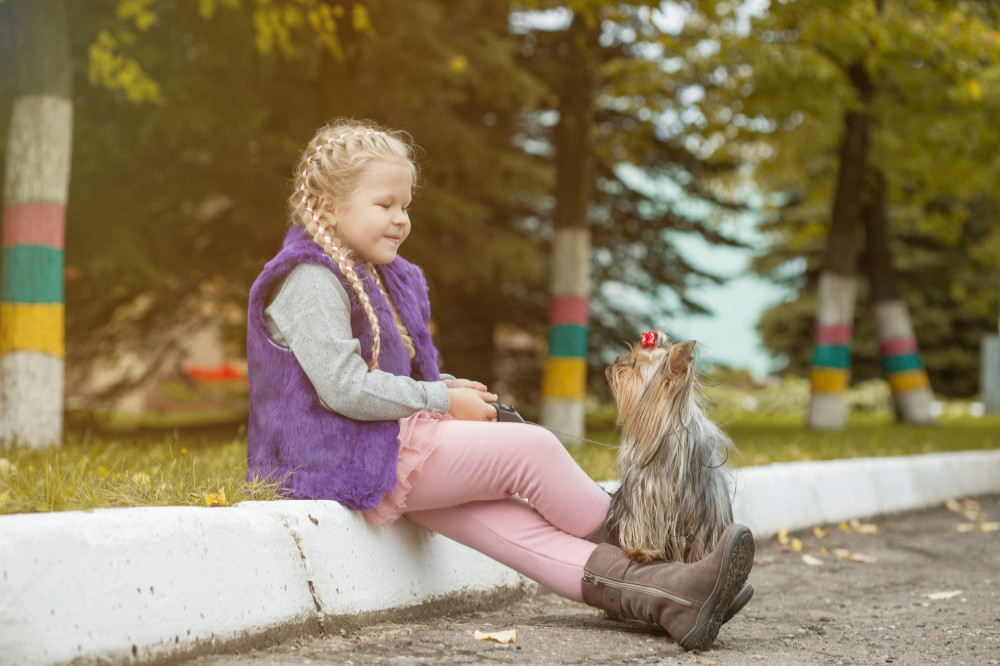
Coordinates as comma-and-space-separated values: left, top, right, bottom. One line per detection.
0, 0, 73, 449
517, 2, 749, 435
0, 0, 376, 448
699, 0, 1000, 416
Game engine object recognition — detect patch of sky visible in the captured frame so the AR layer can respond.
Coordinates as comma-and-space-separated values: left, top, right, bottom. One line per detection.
614, 164, 789, 376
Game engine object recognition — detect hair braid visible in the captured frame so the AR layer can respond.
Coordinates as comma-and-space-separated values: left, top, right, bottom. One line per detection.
288, 120, 420, 370
369, 265, 416, 360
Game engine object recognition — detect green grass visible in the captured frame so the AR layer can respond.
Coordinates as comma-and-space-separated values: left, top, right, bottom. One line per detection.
566, 412, 1000, 482
0, 431, 285, 516
2, 410, 997, 516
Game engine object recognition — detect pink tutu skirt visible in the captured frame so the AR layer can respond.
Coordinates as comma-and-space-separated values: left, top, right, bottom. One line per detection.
363, 410, 451, 527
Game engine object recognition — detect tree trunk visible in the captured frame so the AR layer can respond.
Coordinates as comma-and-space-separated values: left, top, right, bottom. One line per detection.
862, 170, 936, 424
540, 16, 595, 442
0, 0, 73, 449
807, 61, 872, 430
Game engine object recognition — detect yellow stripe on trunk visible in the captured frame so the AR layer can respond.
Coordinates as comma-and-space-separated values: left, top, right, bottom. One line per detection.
0, 302, 64, 357
810, 367, 849, 393
888, 369, 930, 394
541, 357, 587, 400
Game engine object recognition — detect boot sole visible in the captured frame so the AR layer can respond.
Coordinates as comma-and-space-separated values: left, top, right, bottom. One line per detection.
679, 524, 755, 651
722, 584, 754, 624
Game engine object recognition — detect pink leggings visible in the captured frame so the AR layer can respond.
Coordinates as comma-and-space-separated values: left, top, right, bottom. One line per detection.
401, 420, 611, 602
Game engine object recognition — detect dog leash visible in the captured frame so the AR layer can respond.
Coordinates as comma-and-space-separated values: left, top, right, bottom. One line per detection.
526, 420, 620, 449
493, 402, 620, 448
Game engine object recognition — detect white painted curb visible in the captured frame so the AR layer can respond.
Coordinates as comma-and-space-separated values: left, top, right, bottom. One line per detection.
1, 449, 998, 666
731, 449, 1000, 539
0, 502, 521, 666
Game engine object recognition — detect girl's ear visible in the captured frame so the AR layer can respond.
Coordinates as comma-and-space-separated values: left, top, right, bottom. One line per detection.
318, 196, 337, 224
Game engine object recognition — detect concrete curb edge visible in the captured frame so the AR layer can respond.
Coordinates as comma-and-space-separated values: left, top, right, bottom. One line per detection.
2, 448, 998, 665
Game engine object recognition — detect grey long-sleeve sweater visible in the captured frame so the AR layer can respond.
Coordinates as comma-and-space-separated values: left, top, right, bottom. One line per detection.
264, 263, 451, 421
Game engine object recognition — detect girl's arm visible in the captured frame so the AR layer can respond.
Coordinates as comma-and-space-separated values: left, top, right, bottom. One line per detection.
266, 263, 478, 421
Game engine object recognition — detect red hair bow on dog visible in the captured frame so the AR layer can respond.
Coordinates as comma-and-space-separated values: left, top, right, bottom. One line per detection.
640, 331, 657, 348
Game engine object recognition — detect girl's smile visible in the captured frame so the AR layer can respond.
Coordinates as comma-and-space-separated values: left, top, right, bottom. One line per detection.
332, 160, 413, 265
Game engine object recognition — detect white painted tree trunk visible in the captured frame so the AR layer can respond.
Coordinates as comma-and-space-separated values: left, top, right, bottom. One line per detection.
807, 272, 857, 430
540, 228, 590, 442
0, 0, 72, 449
872, 300, 936, 424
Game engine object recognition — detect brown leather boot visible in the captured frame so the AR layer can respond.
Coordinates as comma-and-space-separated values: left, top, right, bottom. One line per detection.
581, 523, 754, 651
585, 519, 754, 625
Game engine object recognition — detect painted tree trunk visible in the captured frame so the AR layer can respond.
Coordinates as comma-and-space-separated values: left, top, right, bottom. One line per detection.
862, 170, 935, 424
0, 0, 73, 449
541, 17, 594, 442
808, 62, 872, 430
808, 272, 857, 429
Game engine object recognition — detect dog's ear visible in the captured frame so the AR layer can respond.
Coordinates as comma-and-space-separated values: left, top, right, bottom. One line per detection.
668, 340, 696, 376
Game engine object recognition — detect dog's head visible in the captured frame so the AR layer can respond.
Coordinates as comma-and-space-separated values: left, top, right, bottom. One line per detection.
606, 330, 697, 427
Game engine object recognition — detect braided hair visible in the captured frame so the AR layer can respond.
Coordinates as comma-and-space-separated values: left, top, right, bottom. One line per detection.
288, 119, 419, 369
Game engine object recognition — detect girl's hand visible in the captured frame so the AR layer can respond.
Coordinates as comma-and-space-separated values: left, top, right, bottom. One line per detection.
442, 377, 490, 392
447, 387, 499, 421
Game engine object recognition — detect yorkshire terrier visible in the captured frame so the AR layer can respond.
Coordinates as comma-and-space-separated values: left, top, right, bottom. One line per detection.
605, 330, 736, 564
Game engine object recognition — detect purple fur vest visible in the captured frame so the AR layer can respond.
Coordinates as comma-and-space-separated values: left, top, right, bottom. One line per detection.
245, 227, 441, 511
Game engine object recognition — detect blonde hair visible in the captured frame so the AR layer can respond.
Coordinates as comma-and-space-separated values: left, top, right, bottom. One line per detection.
289, 119, 419, 369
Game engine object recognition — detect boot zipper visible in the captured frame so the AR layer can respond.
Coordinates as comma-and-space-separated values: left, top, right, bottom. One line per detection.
583, 571, 694, 607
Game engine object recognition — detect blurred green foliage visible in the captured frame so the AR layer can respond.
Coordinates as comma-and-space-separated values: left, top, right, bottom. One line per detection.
687, 0, 1000, 395
0, 0, 997, 405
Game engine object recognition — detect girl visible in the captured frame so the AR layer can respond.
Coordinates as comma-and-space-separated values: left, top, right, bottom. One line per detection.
246, 119, 753, 651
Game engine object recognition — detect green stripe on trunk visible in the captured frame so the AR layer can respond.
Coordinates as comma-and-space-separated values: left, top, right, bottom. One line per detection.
881, 353, 924, 374
0, 245, 64, 303
811, 345, 851, 369
547, 324, 588, 358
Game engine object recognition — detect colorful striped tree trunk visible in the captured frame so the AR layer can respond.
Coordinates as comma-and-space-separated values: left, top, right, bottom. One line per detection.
540, 14, 594, 443
807, 272, 857, 430
873, 300, 935, 424
0, 0, 72, 449
541, 228, 589, 441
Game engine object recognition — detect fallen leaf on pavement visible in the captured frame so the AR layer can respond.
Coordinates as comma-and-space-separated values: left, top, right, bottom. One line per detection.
829, 547, 874, 562
923, 590, 962, 600
849, 518, 877, 535
474, 629, 517, 644
979, 522, 999, 533
844, 552, 876, 563
812, 526, 829, 539
945, 498, 963, 512
802, 554, 824, 566
955, 522, 977, 533
777, 527, 790, 545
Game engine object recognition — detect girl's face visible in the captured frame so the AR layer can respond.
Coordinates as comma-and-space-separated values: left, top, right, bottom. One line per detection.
332, 160, 413, 265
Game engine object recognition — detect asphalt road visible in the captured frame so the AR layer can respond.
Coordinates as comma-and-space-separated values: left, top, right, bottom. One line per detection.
187, 495, 1000, 665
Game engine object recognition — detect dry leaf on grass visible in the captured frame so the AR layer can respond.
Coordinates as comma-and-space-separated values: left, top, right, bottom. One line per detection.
204, 487, 228, 507
923, 590, 962, 601
474, 629, 517, 644
801, 554, 824, 566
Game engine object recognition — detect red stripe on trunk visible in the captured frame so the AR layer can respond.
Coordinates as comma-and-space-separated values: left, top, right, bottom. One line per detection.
816, 323, 852, 346
2, 202, 65, 249
880, 337, 918, 357
550, 295, 589, 326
